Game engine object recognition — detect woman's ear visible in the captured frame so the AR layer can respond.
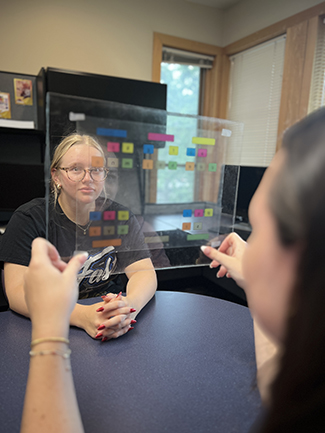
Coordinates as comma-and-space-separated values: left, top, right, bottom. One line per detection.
51, 168, 59, 184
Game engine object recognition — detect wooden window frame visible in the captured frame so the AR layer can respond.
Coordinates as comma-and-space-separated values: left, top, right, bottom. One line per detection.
223, 2, 325, 151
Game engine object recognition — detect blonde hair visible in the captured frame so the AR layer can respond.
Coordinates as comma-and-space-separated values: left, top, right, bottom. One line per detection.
51, 134, 106, 203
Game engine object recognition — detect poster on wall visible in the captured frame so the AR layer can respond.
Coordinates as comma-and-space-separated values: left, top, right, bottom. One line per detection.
13, 78, 33, 105
0, 92, 11, 118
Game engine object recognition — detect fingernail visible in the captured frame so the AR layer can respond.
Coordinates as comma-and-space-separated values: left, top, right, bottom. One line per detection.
96, 307, 104, 312
116, 291, 122, 297
130, 308, 136, 313
101, 337, 108, 342
200, 246, 208, 252
216, 272, 220, 278
131, 319, 137, 324
101, 295, 107, 300
128, 326, 135, 332
97, 324, 105, 330
95, 333, 103, 339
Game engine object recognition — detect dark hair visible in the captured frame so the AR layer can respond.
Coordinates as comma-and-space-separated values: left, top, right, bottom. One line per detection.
260, 107, 325, 432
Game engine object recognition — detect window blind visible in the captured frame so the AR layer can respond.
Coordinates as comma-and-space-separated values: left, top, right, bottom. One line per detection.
308, 19, 325, 113
162, 47, 214, 69
226, 35, 286, 167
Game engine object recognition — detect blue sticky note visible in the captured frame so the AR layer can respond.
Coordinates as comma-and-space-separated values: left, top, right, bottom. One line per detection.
89, 211, 102, 221
183, 209, 192, 217
186, 148, 196, 157
96, 128, 127, 138
143, 144, 154, 154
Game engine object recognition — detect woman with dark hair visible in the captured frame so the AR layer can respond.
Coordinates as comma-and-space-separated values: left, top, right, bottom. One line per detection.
202, 106, 325, 432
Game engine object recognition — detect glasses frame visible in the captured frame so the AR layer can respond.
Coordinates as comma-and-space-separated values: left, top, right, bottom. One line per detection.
58, 166, 109, 182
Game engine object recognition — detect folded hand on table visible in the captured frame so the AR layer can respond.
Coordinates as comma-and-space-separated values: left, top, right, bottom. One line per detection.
81, 293, 136, 342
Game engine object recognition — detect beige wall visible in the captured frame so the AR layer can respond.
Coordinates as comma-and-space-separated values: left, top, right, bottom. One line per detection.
2, 0, 324, 82
1, 0, 222, 81
222, 0, 324, 46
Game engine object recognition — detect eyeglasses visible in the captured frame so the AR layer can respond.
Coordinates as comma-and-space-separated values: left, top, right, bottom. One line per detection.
59, 166, 109, 182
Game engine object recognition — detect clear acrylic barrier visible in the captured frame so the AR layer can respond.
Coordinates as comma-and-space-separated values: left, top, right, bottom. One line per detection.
45, 92, 243, 279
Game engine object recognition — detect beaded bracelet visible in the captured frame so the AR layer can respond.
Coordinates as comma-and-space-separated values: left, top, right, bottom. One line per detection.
29, 349, 72, 371
30, 337, 69, 347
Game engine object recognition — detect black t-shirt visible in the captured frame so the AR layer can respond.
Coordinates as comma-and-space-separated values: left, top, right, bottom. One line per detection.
0, 197, 150, 298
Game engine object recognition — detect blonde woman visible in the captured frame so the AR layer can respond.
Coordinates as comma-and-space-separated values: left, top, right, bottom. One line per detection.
1, 134, 157, 341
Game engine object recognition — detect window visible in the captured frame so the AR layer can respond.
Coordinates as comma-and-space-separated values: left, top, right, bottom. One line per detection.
157, 48, 214, 203
308, 18, 325, 113
227, 35, 286, 167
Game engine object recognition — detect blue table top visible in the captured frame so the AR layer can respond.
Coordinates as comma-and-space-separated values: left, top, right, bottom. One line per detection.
0, 291, 261, 433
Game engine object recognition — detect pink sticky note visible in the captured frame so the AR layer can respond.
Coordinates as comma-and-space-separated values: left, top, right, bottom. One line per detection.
107, 142, 120, 152
148, 133, 174, 142
194, 209, 204, 217
103, 211, 116, 220
198, 149, 207, 157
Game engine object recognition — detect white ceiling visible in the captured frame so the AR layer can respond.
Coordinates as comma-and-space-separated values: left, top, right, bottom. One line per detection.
185, 0, 242, 10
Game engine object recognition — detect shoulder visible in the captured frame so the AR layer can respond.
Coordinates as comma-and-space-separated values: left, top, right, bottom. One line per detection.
15, 197, 46, 215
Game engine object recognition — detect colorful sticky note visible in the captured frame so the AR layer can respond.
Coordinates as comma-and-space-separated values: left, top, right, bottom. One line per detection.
122, 158, 133, 169
103, 226, 115, 235
103, 211, 116, 220
182, 222, 191, 231
192, 137, 215, 146
122, 142, 134, 153
204, 209, 213, 217
107, 158, 119, 168
168, 161, 177, 170
187, 233, 209, 241
92, 239, 122, 248
197, 149, 207, 157
183, 209, 192, 217
208, 163, 217, 172
97, 128, 127, 138
193, 222, 202, 230
148, 132, 174, 142
143, 144, 154, 154
145, 235, 170, 243
89, 211, 102, 221
156, 160, 165, 170
118, 211, 129, 221
194, 209, 204, 217
117, 225, 129, 235
185, 162, 195, 171
142, 159, 154, 170
169, 146, 179, 156
186, 148, 196, 156
107, 142, 120, 152
89, 227, 102, 237
92, 156, 104, 167
197, 162, 206, 171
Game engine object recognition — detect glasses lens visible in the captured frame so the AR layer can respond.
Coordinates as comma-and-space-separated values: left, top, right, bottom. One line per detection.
67, 167, 84, 181
90, 168, 107, 181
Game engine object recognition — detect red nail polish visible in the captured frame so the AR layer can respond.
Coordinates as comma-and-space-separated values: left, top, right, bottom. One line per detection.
95, 332, 103, 339
130, 308, 136, 313
131, 320, 137, 324
96, 307, 104, 312
116, 291, 122, 297
101, 295, 107, 299
101, 337, 108, 342
97, 324, 105, 330
128, 326, 134, 331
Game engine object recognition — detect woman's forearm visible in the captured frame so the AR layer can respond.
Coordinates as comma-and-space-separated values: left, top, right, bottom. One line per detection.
253, 319, 280, 405
21, 340, 84, 433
